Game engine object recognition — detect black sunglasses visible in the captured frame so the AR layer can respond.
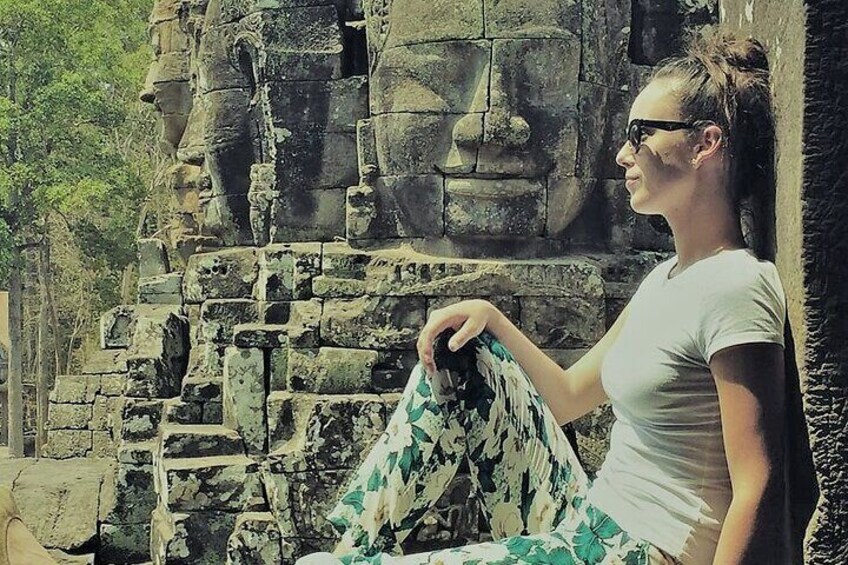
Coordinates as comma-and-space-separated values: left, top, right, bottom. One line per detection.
626, 119, 702, 153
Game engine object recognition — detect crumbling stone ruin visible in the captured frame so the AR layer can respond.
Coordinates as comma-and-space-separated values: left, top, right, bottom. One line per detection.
37, 0, 735, 563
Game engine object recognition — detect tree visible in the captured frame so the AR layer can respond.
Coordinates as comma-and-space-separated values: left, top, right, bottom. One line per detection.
0, 0, 154, 455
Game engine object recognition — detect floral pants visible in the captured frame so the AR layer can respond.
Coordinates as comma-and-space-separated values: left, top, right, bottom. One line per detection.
323, 332, 672, 564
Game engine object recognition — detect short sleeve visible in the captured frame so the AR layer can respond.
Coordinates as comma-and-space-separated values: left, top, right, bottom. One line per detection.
696, 264, 787, 365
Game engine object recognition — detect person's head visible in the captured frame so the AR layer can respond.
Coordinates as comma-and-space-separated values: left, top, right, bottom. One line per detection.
615, 29, 774, 229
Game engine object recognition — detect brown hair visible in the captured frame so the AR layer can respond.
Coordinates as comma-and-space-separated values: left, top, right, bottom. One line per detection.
651, 29, 775, 217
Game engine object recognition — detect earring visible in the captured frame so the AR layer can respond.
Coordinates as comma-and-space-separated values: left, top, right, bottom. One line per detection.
691, 157, 699, 168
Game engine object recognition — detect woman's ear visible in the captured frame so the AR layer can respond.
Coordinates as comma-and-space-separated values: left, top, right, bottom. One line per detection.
693, 124, 725, 167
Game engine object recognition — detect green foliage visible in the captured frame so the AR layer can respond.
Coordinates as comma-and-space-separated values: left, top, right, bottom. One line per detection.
0, 0, 155, 369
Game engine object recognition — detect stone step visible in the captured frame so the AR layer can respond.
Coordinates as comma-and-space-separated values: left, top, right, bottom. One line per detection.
180, 375, 223, 404
160, 424, 245, 459
161, 455, 265, 513
151, 503, 237, 565
233, 323, 288, 348
118, 440, 156, 465
163, 398, 202, 425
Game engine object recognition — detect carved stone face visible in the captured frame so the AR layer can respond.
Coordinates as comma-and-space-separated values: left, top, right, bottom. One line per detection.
355, 0, 589, 239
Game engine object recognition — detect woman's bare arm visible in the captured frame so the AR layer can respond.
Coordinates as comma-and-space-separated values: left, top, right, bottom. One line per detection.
710, 342, 787, 565
487, 302, 631, 426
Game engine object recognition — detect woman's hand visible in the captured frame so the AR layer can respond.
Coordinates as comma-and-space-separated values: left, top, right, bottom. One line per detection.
416, 299, 499, 373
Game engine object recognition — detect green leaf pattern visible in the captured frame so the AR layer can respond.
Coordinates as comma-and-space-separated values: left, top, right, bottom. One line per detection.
321, 333, 660, 564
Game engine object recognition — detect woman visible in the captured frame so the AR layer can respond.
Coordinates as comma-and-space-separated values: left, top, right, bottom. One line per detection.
298, 29, 787, 565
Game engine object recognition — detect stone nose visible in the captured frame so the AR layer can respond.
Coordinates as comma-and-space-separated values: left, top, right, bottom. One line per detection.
481, 68, 531, 148
483, 109, 531, 148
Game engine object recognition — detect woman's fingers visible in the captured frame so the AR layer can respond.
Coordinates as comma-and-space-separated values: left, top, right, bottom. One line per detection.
447, 318, 483, 352
417, 311, 464, 372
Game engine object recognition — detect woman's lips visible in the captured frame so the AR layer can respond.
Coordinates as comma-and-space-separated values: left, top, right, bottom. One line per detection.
625, 177, 640, 190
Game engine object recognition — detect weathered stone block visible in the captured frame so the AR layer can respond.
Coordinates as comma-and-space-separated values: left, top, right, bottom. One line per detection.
245, 7, 345, 81
104, 463, 158, 524
183, 247, 259, 303
99, 523, 151, 564
138, 273, 184, 305
13, 459, 108, 550
234, 324, 288, 348
126, 308, 189, 397
161, 424, 245, 459
519, 296, 606, 347
372, 113, 463, 176
269, 347, 288, 392
203, 401, 224, 424
364, 254, 604, 298
601, 179, 636, 252
125, 356, 180, 398
484, 0, 580, 38
198, 192, 255, 247
181, 376, 223, 404
227, 512, 284, 565
546, 176, 599, 239
138, 238, 170, 278
376, 0, 484, 50
151, 505, 239, 565
42, 430, 92, 458
266, 391, 297, 453
197, 23, 250, 93
269, 187, 346, 243
121, 399, 164, 443
49, 402, 93, 430
370, 41, 489, 115
163, 398, 203, 425
254, 243, 321, 301
223, 347, 267, 455
268, 77, 368, 133
117, 441, 156, 466
98, 373, 125, 396
200, 299, 261, 344
91, 395, 124, 432
347, 175, 445, 239
270, 394, 389, 471
371, 350, 420, 392
445, 178, 545, 237
541, 348, 591, 371
286, 299, 321, 347
150, 18, 191, 54
100, 305, 137, 349
185, 343, 226, 380
263, 466, 353, 538
629, 0, 716, 65
581, 0, 631, 86
257, 300, 292, 326
321, 296, 425, 349
162, 455, 265, 512
90, 430, 116, 458
288, 347, 379, 394
81, 349, 128, 374
50, 375, 99, 404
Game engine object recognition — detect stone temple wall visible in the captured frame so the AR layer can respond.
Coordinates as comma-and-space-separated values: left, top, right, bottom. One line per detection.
720, 0, 848, 563
36, 1, 738, 563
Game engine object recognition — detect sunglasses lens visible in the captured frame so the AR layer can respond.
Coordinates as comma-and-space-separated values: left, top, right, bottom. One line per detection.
628, 122, 641, 151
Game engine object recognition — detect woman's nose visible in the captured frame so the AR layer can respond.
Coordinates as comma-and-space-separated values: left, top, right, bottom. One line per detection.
615, 139, 634, 169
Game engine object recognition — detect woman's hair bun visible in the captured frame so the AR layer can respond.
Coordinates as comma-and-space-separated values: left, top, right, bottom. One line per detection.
685, 28, 770, 74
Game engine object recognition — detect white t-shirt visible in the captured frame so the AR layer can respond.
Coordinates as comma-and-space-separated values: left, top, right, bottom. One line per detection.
585, 248, 786, 565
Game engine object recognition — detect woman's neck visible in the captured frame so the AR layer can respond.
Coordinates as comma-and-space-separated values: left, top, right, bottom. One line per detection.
666, 200, 746, 271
